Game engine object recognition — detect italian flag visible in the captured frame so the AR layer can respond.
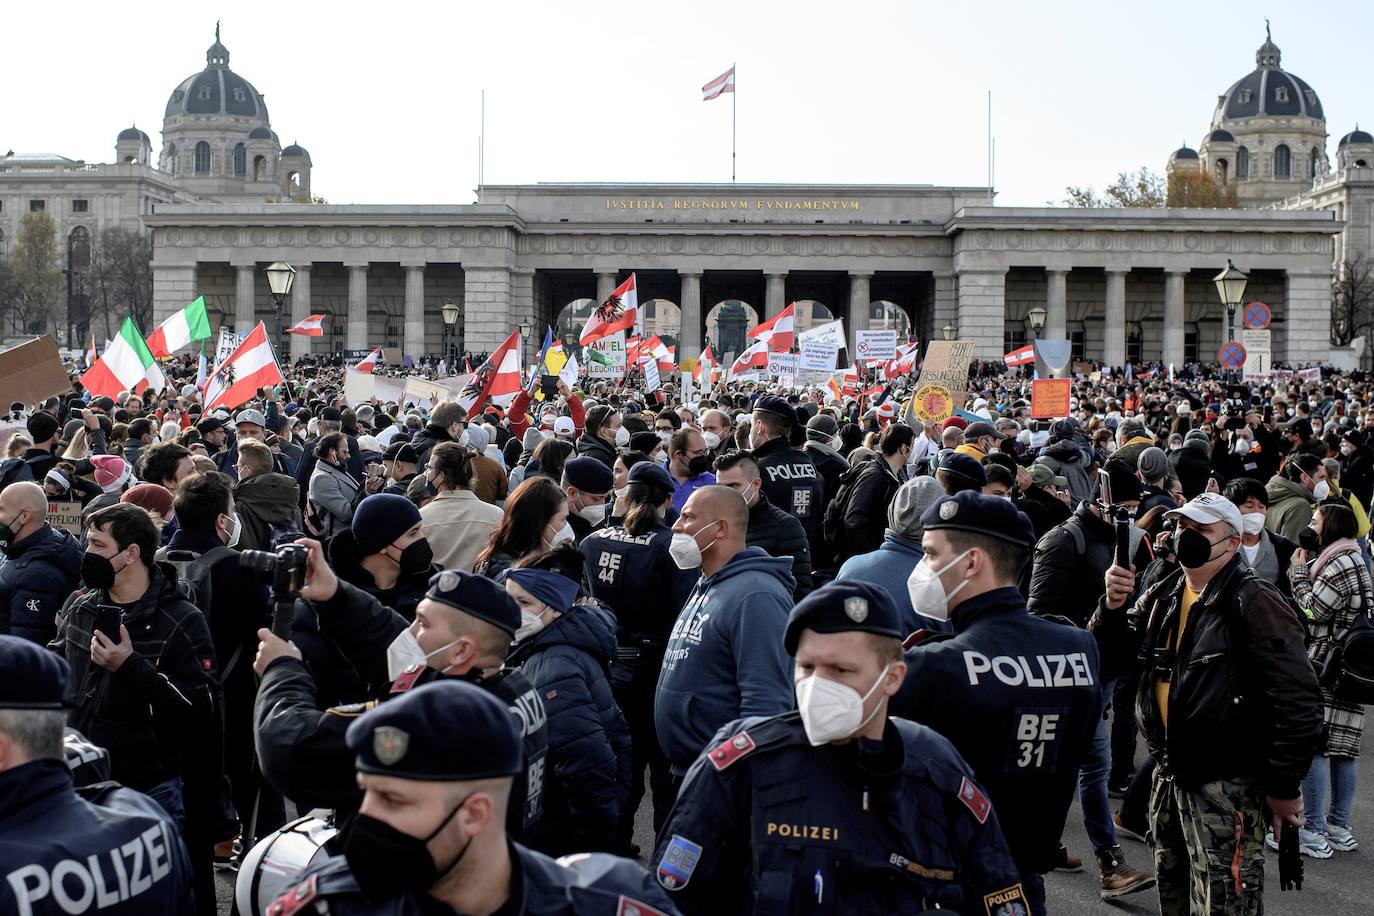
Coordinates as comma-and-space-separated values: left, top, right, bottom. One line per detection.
145, 295, 212, 358
80, 317, 167, 399
204, 322, 284, 412
580, 274, 638, 346
748, 303, 796, 352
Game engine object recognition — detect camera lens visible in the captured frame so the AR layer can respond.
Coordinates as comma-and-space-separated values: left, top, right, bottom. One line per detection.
239, 549, 278, 581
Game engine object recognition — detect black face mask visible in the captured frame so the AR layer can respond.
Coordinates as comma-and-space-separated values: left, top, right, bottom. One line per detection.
687, 454, 713, 477
342, 796, 470, 900
81, 551, 121, 590
397, 539, 434, 576
1173, 527, 1228, 569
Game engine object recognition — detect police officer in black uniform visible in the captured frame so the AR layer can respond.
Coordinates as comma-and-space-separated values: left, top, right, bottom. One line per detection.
890, 490, 1103, 916
0, 636, 195, 914
652, 580, 1028, 916
267, 680, 680, 915
253, 539, 548, 839
748, 396, 824, 549
580, 462, 697, 847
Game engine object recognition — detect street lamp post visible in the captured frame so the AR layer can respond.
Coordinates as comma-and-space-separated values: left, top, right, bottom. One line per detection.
942, 322, 957, 341
1027, 305, 1047, 338
264, 261, 296, 361
441, 300, 459, 370
1213, 259, 1248, 376
517, 320, 533, 364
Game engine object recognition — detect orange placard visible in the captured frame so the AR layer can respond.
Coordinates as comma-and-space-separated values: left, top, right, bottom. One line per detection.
1031, 378, 1072, 419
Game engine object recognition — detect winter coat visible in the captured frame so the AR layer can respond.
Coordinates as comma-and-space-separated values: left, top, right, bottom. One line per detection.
1289, 546, 1369, 757
1038, 439, 1093, 504
294, 434, 364, 509
1169, 442, 1212, 500
420, 489, 504, 572
507, 601, 633, 856
575, 431, 617, 469
1015, 485, 1072, 542
234, 471, 301, 551
1028, 502, 1145, 631
0, 522, 82, 644
654, 547, 795, 772
835, 533, 931, 636
1340, 445, 1374, 512
1265, 475, 1317, 542
744, 492, 814, 598
840, 457, 904, 559
309, 459, 362, 539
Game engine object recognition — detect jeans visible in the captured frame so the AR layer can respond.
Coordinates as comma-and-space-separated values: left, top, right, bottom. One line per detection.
144, 775, 185, 831
1108, 672, 1140, 787
1079, 677, 1118, 852
1120, 757, 1158, 830
1302, 754, 1359, 831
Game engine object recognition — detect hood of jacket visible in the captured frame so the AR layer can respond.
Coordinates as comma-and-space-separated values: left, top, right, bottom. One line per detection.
1043, 439, 1082, 464
234, 471, 300, 524
512, 599, 618, 664
704, 545, 796, 594
575, 432, 615, 460
6, 522, 82, 575
1266, 474, 1314, 507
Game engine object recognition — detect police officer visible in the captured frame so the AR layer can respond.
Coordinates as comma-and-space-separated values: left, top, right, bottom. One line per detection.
889, 491, 1104, 916
580, 462, 697, 847
652, 580, 1028, 916
253, 539, 548, 839
0, 635, 195, 914
748, 396, 824, 547
268, 680, 681, 915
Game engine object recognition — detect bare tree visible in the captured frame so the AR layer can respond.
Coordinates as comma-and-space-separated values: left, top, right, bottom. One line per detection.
1333, 254, 1374, 364
5, 211, 63, 336
86, 228, 154, 338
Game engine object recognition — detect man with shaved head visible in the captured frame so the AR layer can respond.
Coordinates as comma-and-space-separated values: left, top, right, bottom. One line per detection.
0, 481, 82, 644
655, 485, 796, 778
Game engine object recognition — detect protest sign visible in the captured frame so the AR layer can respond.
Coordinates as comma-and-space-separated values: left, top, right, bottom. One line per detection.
215, 329, 245, 364
855, 330, 897, 362
913, 339, 975, 419
46, 501, 83, 536
588, 332, 627, 378
1031, 378, 1073, 418
798, 342, 838, 373
767, 352, 798, 378
799, 318, 845, 350
1242, 329, 1271, 380
0, 337, 71, 407
644, 361, 661, 393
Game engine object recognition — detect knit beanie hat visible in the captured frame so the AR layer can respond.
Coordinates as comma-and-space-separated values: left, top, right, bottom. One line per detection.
352, 493, 423, 556
91, 455, 132, 493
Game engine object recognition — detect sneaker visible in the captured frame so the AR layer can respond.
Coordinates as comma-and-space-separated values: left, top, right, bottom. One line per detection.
1323, 824, 1358, 852
1113, 811, 1148, 844
1298, 828, 1334, 859
1053, 845, 1084, 873
1096, 845, 1157, 899
1108, 781, 1130, 800
1264, 829, 1279, 852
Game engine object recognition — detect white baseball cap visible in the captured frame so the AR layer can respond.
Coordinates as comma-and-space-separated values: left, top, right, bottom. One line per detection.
1166, 492, 1242, 536
553, 416, 576, 437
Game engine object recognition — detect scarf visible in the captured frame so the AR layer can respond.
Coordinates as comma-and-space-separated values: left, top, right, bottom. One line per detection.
1311, 536, 1361, 580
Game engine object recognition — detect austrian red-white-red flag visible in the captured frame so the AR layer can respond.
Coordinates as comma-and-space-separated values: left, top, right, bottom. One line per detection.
580, 274, 639, 346
658, 345, 676, 374
748, 303, 796, 352
1003, 345, 1035, 368
694, 344, 718, 384
456, 329, 524, 413
702, 66, 735, 101
730, 339, 769, 376
884, 342, 919, 380
203, 322, 284, 412
288, 314, 326, 337
354, 348, 382, 374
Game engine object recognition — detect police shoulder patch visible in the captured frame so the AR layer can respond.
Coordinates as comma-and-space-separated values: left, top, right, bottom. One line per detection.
707, 730, 757, 771
656, 834, 703, 890
266, 874, 317, 916
958, 775, 991, 824
983, 882, 1029, 916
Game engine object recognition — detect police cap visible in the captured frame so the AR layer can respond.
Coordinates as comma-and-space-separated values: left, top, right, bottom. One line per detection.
628, 461, 674, 492
424, 569, 521, 636
921, 490, 1035, 548
0, 635, 69, 709
784, 580, 905, 655
346, 680, 521, 780
753, 395, 797, 429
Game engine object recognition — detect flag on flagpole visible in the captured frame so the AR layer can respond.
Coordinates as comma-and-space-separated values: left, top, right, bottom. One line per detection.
196, 340, 208, 390
658, 345, 676, 374
145, 295, 212, 358
354, 348, 382, 374
203, 322, 284, 412
694, 344, 718, 385
729, 339, 769, 375
287, 314, 326, 336
80, 316, 166, 399
580, 274, 638, 346
456, 329, 523, 413
527, 328, 555, 393
884, 342, 919, 380
748, 303, 796, 352
1003, 345, 1035, 368
85, 336, 97, 369
702, 66, 735, 101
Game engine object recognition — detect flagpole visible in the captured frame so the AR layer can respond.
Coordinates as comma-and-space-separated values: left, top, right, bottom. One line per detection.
731, 62, 737, 183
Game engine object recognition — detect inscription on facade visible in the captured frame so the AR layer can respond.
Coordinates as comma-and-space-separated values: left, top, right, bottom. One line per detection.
603, 198, 862, 211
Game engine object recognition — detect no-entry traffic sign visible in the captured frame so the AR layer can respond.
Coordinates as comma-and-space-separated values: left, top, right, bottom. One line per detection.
1243, 301, 1271, 330
1218, 341, 1247, 367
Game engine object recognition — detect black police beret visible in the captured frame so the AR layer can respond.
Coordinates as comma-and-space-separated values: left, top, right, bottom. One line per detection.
0, 635, 69, 709
784, 580, 905, 655
563, 456, 614, 494
753, 396, 797, 428
346, 680, 521, 781
937, 453, 987, 488
921, 490, 1035, 548
425, 569, 521, 635
628, 461, 674, 491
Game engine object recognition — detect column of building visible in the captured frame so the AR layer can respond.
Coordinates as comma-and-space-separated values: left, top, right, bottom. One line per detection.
764, 272, 787, 319
402, 263, 425, 362
954, 269, 1006, 358
1285, 270, 1334, 364
1163, 270, 1186, 368
678, 270, 703, 362
1044, 269, 1068, 341
233, 262, 256, 334
462, 267, 513, 355
150, 265, 198, 327
847, 271, 872, 355
289, 264, 312, 360
346, 263, 369, 350
1103, 269, 1127, 368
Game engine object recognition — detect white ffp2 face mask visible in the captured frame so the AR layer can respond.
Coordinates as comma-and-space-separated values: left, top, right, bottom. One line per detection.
906, 550, 972, 623
1241, 512, 1267, 537
795, 664, 891, 746
385, 628, 459, 681
669, 525, 718, 570
1312, 479, 1331, 501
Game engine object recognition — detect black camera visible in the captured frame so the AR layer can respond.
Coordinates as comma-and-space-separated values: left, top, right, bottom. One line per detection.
240, 544, 309, 602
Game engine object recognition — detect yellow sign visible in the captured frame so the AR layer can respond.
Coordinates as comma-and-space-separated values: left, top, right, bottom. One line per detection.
912, 384, 954, 422
603, 198, 862, 212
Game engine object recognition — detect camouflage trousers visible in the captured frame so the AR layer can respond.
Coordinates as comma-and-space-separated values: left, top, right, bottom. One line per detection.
1150, 769, 1266, 915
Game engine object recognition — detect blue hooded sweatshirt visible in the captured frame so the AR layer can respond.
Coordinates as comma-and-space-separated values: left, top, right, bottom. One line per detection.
654, 546, 795, 772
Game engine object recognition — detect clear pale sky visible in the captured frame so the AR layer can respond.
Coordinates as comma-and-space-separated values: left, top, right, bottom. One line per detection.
6, 1, 1370, 207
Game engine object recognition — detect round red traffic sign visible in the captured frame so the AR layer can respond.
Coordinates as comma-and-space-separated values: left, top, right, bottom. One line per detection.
1218, 341, 1247, 367
1243, 301, 1271, 330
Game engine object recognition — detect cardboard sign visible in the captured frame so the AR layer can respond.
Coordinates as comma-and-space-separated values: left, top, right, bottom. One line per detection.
1031, 378, 1072, 419
767, 352, 799, 378
798, 342, 838, 373
46, 501, 83, 536
1242, 329, 1272, 380
912, 384, 954, 422
588, 332, 627, 378
403, 377, 458, 406
915, 340, 975, 416
855, 330, 897, 362
799, 318, 846, 350
644, 361, 661, 393
0, 337, 71, 407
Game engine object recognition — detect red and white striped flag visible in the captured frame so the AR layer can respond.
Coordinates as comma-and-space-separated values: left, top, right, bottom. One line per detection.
702, 66, 735, 101
1003, 345, 1034, 368
658, 345, 676, 374
288, 314, 326, 336
748, 303, 795, 352
203, 322, 284, 412
729, 339, 769, 376
580, 274, 639, 346
456, 329, 524, 413
354, 348, 382, 374
85, 336, 97, 369
694, 345, 718, 384
883, 342, 919, 380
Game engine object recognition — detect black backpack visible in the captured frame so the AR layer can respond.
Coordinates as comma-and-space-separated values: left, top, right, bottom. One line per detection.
1318, 570, 1374, 704
822, 459, 875, 549
155, 545, 238, 621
